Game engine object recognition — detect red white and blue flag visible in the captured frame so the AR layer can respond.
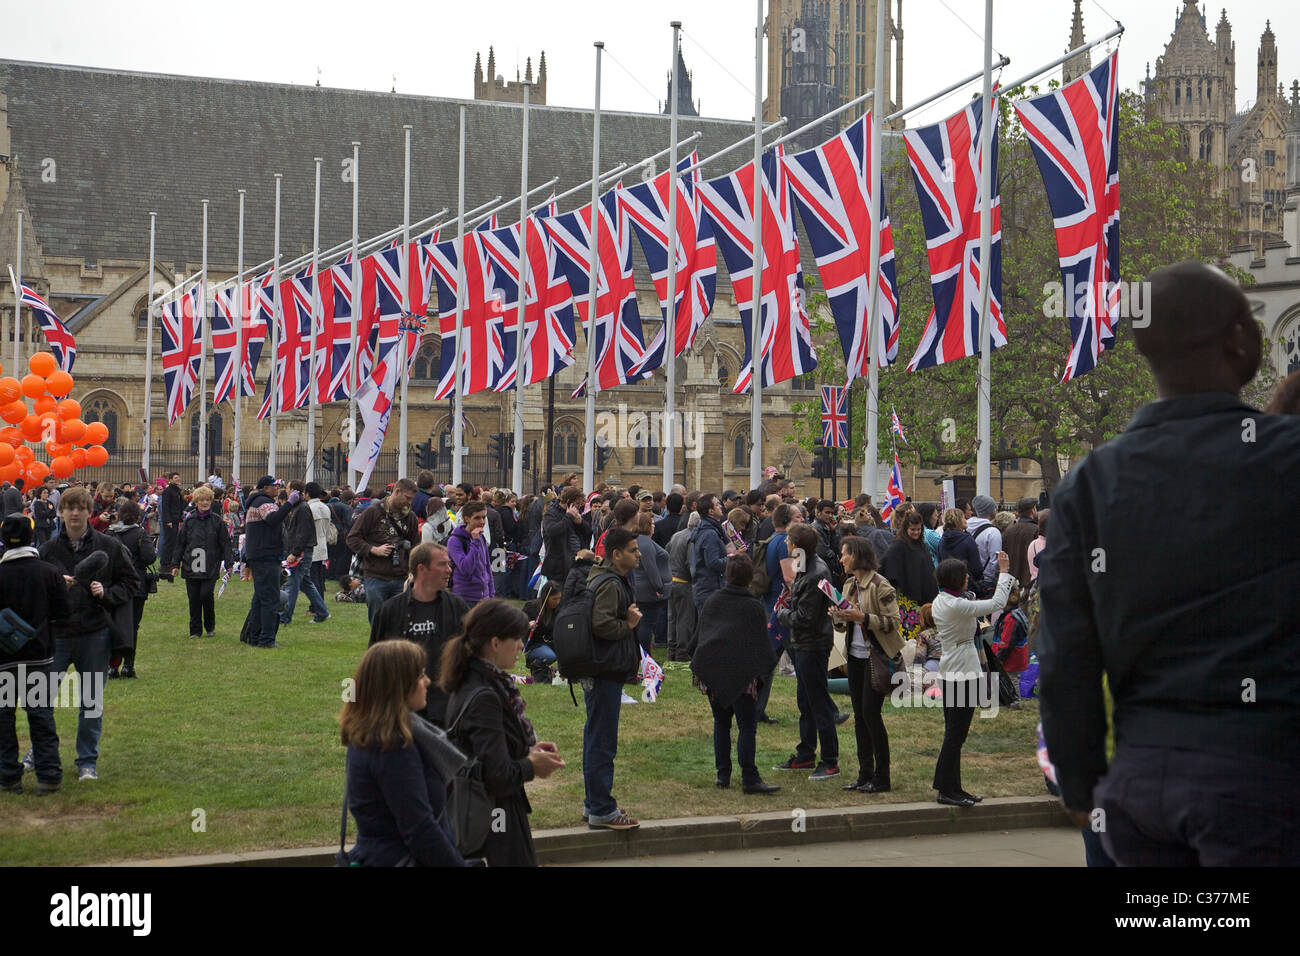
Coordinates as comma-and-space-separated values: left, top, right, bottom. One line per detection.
543, 187, 649, 392
890, 404, 909, 445
1014, 52, 1120, 381
258, 266, 314, 419
696, 148, 816, 393
784, 114, 900, 382
820, 385, 848, 449
902, 93, 1006, 371
428, 232, 512, 398
879, 455, 905, 523
159, 283, 202, 426
8, 273, 77, 373
313, 258, 356, 402
348, 335, 403, 498
211, 281, 261, 405
621, 152, 717, 376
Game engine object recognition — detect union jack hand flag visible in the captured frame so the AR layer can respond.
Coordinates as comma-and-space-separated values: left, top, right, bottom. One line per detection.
820, 385, 848, 449
1014, 52, 1120, 381
890, 405, 908, 446
621, 152, 717, 376
428, 233, 512, 398
697, 147, 816, 393
8, 273, 77, 372
159, 283, 202, 426
784, 114, 900, 382
878, 455, 905, 523
903, 93, 1006, 371
543, 187, 649, 392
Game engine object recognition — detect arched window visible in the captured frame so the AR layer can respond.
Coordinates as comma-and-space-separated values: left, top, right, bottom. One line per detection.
189, 411, 223, 459
733, 431, 749, 469
133, 295, 150, 337
411, 338, 440, 381
1279, 314, 1300, 377
82, 394, 125, 454
717, 353, 735, 391
552, 422, 581, 465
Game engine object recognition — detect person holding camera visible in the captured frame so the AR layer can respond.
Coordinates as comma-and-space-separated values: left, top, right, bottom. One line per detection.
347, 478, 421, 627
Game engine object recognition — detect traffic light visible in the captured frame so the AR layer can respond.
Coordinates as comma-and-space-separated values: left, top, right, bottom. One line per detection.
521, 444, 531, 472
488, 433, 504, 468
596, 442, 612, 473
321, 447, 335, 472
415, 441, 435, 470
810, 441, 830, 478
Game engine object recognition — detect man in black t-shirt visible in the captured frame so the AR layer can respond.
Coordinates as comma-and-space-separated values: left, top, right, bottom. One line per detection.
368, 542, 468, 726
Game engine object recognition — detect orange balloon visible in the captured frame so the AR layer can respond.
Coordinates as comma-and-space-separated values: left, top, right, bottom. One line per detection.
0, 427, 21, 446
58, 399, 81, 421
14, 445, 33, 464
26, 460, 49, 482
70, 447, 88, 468
20, 414, 45, 442
0, 401, 26, 425
84, 421, 109, 446
58, 418, 87, 444
45, 441, 73, 458
0, 462, 19, 484
0, 378, 20, 405
0, 443, 12, 466
33, 395, 57, 415
21, 374, 47, 399
28, 352, 57, 378
45, 371, 74, 397
85, 445, 109, 468
50, 456, 74, 479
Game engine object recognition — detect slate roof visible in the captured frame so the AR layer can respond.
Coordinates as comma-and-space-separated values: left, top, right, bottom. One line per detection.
0, 59, 757, 270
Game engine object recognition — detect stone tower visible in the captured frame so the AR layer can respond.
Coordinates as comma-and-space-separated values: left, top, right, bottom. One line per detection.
1258, 19, 1277, 103
662, 46, 699, 117
1062, 0, 1091, 84
473, 47, 547, 105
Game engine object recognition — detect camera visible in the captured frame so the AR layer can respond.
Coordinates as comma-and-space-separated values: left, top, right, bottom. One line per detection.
391, 538, 412, 568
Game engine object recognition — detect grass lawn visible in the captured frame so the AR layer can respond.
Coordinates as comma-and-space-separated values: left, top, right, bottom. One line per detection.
0, 575, 1049, 865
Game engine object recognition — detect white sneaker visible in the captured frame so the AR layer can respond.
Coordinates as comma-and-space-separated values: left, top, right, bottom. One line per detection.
620, 692, 638, 705
78, 767, 98, 782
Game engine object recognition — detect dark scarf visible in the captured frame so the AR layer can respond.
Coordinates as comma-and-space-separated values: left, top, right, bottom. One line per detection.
473, 657, 536, 748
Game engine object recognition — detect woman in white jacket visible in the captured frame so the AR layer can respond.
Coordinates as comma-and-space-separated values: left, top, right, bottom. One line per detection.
931, 550, 1014, 807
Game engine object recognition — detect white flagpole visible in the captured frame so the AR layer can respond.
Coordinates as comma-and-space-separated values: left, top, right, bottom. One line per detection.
13, 211, 21, 374
307, 157, 322, 483
234, 191, 245, 487
863, 0, 888, 497
270, 173, 281, 478
347, 141, 360, 489
143, 213, 156, 481
747, 1, 763, 489
663, 21, 681, 492
583, 41, 604, 492
399, 124, 413, 481
512, 83, 531, 493
452, 107, 467, 487
199, 199, 209, 479
976, 0, 994, 498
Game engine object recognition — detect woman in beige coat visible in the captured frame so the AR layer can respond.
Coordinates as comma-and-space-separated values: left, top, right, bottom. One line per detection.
830, 536, 904, 792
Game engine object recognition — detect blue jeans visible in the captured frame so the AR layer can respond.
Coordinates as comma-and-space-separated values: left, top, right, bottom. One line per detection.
793, 645, 838, 765
248, 559, 282, 647
581, 677, 624, 822
159, 523, 179, 569
638, 600, 667, 651
51, 628, 110, 771
280, 560, 328, 623
526, 645, 557, 668
364, 577, 406, 628
0, 665, 61, 785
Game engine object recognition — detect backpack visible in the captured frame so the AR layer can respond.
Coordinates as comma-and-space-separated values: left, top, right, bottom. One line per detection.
749, 534, 776, 597
970, 523, 998, 599
552, 571, 636, 688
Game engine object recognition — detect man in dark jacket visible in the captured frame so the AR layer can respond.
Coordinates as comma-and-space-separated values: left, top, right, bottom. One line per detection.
652, 492, 683, 549
158, 472, 184, 577
369, 542, 468, 726
1039, 261, 1300, 865
0, 515, 71, 794
242, 476, 294, 649
278, 481, 330, 626
690, 494, 734, 611
347, 478, 420, 626
0, 481, 24, 519
38, 488, 140, 781
540, 486, 589, 585
773, 523, 838, 781
1001, 497, 1039, 588
812, 499, 844, 588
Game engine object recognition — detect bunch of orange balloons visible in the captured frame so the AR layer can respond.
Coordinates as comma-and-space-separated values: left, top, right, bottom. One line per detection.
0, 352, 111, 487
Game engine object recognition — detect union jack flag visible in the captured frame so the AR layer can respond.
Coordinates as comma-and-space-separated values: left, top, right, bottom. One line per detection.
258, 266, 314, 419
8, 272, 76, 372
890, 405, 909, 446
696, 148, 816, 393
878, 455, 905, 523
356, 248, 422, 390
478, 216, 578, 391
348, 335, 403, 498
902, 93, 1006, 371
621, 152, 717, 376
543, 187, 648, 392
820, 385, 848, 448
474, 212, 499, 232
211, 281, 259, 404
159, 282, 202, 426
538, 194, 559, 219
428, 232, 512, 398
784, 114, 899, 382
313, 257, 356, 402
1014, 52, 1120, 381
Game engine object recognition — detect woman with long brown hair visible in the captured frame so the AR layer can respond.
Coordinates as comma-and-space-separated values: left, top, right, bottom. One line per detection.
339, 641, 465, 866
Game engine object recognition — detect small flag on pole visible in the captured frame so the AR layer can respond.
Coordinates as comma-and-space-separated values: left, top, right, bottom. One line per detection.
879, 455, 905, 523
8, 267, 77, 372
820, 385, 848, 449
890, 405, 908, 446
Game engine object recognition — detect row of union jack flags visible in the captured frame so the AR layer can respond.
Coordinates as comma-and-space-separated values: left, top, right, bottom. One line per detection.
155, 52, 1118, 428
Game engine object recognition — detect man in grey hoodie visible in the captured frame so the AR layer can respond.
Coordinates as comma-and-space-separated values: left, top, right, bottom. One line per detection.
965, 494, 1002, 598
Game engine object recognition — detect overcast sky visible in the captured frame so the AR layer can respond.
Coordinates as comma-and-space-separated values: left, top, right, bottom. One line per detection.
3, 1, 1295, 126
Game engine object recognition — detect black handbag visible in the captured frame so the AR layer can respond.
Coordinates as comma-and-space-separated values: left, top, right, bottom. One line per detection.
435, 702, 494, 859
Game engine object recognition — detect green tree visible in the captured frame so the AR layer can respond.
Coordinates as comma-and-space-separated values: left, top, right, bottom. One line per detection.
788, 89, 1266, 491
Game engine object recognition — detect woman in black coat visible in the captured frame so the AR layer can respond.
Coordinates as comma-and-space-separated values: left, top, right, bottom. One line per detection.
937, 507, 983, 587
177, 486, 234, 638
690, 554, 780, 795
441, 600, 566, 867
32, 488, 57, 546
881, 511, 939, 643
106, 500, 157, 678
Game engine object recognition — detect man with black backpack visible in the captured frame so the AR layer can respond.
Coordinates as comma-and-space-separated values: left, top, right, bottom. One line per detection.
966, 495, 1002, 599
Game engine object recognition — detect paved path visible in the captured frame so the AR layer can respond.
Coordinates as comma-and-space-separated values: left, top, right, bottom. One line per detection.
562, 827, 1084, 867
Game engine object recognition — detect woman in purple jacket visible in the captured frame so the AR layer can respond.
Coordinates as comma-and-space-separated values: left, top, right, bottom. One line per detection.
447, 501, 495, 605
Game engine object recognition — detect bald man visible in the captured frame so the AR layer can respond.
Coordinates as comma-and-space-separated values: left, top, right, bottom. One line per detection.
1038, 261, 1300, 866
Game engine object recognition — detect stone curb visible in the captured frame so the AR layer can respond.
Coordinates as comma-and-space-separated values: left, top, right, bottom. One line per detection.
107, 795, 1071, 867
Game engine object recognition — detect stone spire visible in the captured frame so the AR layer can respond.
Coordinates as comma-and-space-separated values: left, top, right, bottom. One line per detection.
1062, 0, 1091, 84
1258, 20, 1277, 102
663, 46, 698, 117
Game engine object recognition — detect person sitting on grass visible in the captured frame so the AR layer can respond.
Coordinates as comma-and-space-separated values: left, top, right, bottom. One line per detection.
339, 640, 466, 867
177, 485, 233, 639
523, 581, 562, 684
335, 574, 367, 603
